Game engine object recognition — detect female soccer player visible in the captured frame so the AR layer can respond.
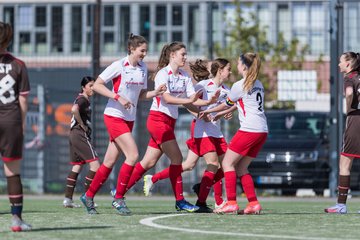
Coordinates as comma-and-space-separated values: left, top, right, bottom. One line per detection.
0, 21, 32, 231
121, 42, 209, 212
143, 58, 236, 212
325, 52, 360, 214
201, 52, 268, 214
80, 34, 166, 215
63, 76, 100, 208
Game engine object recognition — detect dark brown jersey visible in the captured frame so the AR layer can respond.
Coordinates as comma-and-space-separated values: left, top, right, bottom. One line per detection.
344, 71, 360, 115
0, 53, 30, 122
70, 94, 91, 129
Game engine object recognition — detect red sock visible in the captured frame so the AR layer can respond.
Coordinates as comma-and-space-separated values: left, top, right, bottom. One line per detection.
114, 163, 134, 199
86, 164, 112, 198
213, 180, 224, 205
240, 173, 257, 203
125, 162, 147, 192
198, 170, 215, 203
169, 164, 183, 201
151, 167, 170, 184
213, 168, 224, 183
224, 171, 237, 201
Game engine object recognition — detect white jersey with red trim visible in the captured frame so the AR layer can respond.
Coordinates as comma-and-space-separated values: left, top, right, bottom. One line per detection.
226, 79, 268, 133
194, 79, 230, 138
99, 56, 147, 121
150, 65, 195, 119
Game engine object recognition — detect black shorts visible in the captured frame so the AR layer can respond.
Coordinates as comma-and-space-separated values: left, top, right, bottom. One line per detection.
0, 121, 23, 161
342, 115, 360, 158
69, 127, 98, 165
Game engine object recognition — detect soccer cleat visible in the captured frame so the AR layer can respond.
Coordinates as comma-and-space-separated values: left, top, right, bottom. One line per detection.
215, 200, 227, 210
175, 199, 200, 212
192, 183, 200, 197
195, 201, 213, 213
143, 175, 154, 197
324, 203, 347, 214
80, 194, 98, 214
238, 201, 262, 215
11, 217, 32, 232
112, 198, 131, 215
63, 198, 81, 208
110, 188, 116, 198
213, 201, 239, 214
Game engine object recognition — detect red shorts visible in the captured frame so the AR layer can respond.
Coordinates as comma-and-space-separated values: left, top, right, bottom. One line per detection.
187, 137, 227, 157
147, 111, 176, 149
104, 114, 134, 142
228, 130, 267, 158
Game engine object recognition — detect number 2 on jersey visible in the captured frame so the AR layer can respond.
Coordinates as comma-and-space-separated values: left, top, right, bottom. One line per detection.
256, 92, 263, 112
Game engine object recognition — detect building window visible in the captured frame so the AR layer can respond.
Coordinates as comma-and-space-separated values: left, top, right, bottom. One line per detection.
172, 32, 182, 42
35, 6, 47, 27
104, 6, 114, 26
87, 5, 92, 27
346, 3, 359, 51
3, 7, 14, 52
140, 6, 150, 41
278, 4, 291, 42
120, 6, 130, 52
188, 5, 200, 52
172, 5, 182, 26
35, 32, 47, 54
104, 32, 115, 53
155, 31, 167, 52
19, 32, 31, 54
18, 6, 33, 29
292, 3, 308, 48
310, 3, 325, 55
156, 5, 166, 26
71, 6, 82, 52
51, 6, 63, 53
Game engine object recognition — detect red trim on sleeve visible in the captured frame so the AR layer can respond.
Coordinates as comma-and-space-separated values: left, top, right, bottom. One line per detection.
238, 99, 246, 117
112, 75, 122, 93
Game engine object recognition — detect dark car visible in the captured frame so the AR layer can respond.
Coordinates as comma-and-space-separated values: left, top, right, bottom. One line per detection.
249, 111, 330, 195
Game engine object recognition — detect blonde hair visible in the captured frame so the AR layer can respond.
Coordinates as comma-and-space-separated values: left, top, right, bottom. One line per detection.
0, 22, 13, 50
240, 53, 261, 92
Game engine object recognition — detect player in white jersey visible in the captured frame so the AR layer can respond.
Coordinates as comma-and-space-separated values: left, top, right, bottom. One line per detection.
201, 52, 268, 214
123, 42, 220, 213
80, 34, 166, 215
142, 59, 236, 212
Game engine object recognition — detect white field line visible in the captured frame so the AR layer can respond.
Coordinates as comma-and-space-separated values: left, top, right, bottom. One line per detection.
139, 214, 349, 240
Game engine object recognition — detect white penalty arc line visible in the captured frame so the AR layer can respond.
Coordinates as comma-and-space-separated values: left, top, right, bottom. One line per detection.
139, 214, 347, 240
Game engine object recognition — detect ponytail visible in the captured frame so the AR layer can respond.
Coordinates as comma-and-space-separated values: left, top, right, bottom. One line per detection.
241, 53, 261, 92
151, 41, 186, 81
189, 59, 210, 82
127, 33, 147, 55
342, 52, 360, 72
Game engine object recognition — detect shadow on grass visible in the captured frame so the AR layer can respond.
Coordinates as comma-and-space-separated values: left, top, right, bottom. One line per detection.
30, 226, 112, 232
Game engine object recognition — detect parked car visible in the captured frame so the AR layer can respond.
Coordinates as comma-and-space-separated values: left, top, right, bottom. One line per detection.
249, 111, 330, 195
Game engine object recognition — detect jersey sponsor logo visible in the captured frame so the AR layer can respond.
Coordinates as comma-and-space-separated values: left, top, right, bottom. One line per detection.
0, 63, 12, 74
0, 74, 16, 104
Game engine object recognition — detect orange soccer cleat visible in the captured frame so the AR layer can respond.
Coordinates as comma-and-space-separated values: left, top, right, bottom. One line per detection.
238, 201, 262, 215
213, 201, 239, 214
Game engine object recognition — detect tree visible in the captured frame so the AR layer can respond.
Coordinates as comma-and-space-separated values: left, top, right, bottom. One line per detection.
215, 0, 309, 107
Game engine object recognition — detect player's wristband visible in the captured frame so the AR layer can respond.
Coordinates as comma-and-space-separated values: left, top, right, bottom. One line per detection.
114, 94, 120, 101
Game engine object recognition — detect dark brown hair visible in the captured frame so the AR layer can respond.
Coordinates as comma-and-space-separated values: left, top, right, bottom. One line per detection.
152, 42, 186, 80
210, 58, 230, 77
0, 22, 13, 50
189, 59, 210, 82
342, 52, 360, 72
127, 33, 147, 55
